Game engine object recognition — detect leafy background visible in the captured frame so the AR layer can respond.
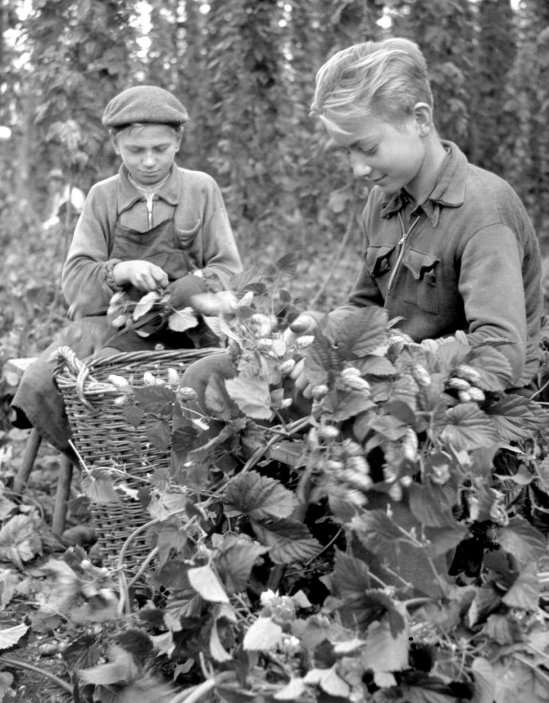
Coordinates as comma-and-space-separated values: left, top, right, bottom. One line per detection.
2, 1, 549, 701
1, 0, 549, 370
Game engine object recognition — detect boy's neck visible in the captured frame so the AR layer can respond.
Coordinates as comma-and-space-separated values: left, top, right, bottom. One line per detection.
405, 136, 447, 206
128, 170, 171, 195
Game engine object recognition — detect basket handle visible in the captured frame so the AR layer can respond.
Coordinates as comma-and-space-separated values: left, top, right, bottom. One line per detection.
57, 345, 87, 376
56, 345, 96, 408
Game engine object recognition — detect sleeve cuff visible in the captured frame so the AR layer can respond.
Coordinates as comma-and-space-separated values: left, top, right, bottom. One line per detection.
105, 259, 124, 291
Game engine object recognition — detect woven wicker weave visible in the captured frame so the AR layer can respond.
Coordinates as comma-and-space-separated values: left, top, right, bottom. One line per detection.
54, 345, 220, 571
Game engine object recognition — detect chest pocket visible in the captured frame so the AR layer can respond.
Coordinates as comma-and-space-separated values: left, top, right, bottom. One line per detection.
366, 245, 395, 278
175, 218, 201, 248
402, 249, 440, 313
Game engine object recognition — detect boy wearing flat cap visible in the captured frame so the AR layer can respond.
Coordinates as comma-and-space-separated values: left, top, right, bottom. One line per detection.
63, 84, 242, 349
12, 85, 242, 455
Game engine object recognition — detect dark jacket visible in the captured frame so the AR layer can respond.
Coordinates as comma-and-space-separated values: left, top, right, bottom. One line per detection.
343, 141, 542, 387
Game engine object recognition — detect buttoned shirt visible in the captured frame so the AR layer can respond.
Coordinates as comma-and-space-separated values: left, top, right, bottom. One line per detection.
343, 141, 542, 387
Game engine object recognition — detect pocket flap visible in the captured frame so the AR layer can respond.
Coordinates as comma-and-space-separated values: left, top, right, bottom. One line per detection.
366, 245, 395, 277
176, 218, 201, 244
403, 249, 439, 281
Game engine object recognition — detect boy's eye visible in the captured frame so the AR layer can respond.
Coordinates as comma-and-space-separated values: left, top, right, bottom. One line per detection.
360, 145, 378, 156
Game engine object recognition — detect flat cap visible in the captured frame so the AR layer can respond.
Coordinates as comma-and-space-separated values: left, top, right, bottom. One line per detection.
102, 85, 189, 128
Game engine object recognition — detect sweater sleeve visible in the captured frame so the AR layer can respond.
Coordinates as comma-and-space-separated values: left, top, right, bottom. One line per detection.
336, 197, 385, 314
458, 223, 528, 384
186, 174, 242, 288
61, 181, 120, 317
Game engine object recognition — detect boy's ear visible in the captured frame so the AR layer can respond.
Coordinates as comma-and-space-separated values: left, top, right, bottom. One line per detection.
175, 129, 183, 152
110, 132, 121, 155
412, 102, 434, 137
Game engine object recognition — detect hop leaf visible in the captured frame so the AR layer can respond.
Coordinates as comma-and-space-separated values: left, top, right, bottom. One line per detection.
486, 394, 549, 442
216, 536, 269, 594
132, 291, 162, 321
498, 516, 547, 566
251, 516, 321, 564
225, 375, 273, 420
243, 616, 283, 651
0, 513, 42, 568
0, 623, 28, 651
81, 469, 120, 505
328, 307, 388, 359
167, 307, 199, 332
224, 471, 298, 520
439, 403, 500, 451
187, 565, 229, 603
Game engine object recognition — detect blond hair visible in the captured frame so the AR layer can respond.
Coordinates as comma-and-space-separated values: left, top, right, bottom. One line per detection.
311, 38, 433, 129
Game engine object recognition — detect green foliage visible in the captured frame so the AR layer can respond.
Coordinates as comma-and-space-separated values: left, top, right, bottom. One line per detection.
25, 0, 136, 187
469, 0, 516, 173
393, 0, 474, 143
4, 0, 549, 266
12, 267, 544, 702
498, 0, 549, 240
2, 2, 549, 699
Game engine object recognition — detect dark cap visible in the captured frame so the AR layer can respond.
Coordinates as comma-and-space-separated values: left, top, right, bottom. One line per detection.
102, 85, 189, 129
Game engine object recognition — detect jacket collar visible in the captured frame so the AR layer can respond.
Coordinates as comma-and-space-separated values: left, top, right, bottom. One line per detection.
116, 164, 180, 213
381, 140, 467, 223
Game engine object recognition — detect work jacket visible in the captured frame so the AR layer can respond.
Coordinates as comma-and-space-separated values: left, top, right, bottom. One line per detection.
62, 164, 242, 317
344, 141, 543, 387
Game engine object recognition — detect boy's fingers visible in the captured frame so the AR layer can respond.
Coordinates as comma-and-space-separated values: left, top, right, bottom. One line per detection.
289, 357, 315, 399
116, 260, 168, 291
137, 264, 168, 291
283, 313, 318, 344
290, 358, 304, 382
290, 313, 317, 335
151, 266, 169, 288
293, 360, 312, 392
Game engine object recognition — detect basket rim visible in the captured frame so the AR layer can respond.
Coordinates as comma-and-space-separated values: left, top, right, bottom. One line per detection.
53, 344, 224, 403
54, 345, 222, 380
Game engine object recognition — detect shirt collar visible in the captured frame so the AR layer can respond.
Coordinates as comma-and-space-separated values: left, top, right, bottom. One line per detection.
117, 164, 180, 213
381, 140, 467, 224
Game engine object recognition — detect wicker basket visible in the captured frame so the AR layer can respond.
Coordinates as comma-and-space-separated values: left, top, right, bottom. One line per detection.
54, 345, 220, 571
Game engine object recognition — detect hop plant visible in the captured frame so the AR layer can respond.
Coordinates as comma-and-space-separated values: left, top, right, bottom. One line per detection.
411, 363, 431, 388
448, 377, 471, 391
402, 427, 419, 462
455, 364, 482, 386
318, 424, 339, 441
468, 387, 485, 403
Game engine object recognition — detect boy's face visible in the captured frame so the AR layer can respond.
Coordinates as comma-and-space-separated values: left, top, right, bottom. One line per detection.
326, 111, 426, 198
112, 124, 182, 187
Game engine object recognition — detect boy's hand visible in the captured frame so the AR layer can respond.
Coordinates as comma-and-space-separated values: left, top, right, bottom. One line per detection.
113, 260, 169, 291
282, 312, 319, 345
290, 358, 315, 398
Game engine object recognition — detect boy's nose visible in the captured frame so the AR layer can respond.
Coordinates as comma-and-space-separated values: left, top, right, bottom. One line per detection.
350, 154, 372, 179
143, 151, 156, 166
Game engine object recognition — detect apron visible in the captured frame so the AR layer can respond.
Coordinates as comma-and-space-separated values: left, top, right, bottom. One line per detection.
103, 206, 218, 352
110, 213, 191, 298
